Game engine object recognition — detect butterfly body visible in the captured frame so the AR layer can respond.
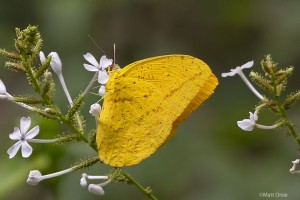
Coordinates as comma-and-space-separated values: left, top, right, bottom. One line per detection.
97, 55, 218, 167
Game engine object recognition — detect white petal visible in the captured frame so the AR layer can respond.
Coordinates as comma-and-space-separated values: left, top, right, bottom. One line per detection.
88, 184, 105, 195
25, 125, 40, 139
39, 51, 46, 64
249, 111, 258, 122
99, 85, 106, 97
241, 60, 254, 69
249, 112, 254, 121
20, 117, 31, 134
7, 141, 22, 159
237, 119, 255, 131
99, 55, 112, 70
21, 141, 33, 158
49, 52, 62, 74
253, 110, 258, 121
293, 159, 300, 164
84, 53, 99, 67
9, 127, 22, 140
0, 79, 7, 94
98, 71, 109, 85
221, 68, 240, 77
83, 64, 99, 72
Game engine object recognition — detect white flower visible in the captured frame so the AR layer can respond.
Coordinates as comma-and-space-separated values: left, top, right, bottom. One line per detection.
89, 103, 101, 117
27, 170, 43, 185
27, 168, 73, 186
237, 110, 280, 131
221, 61, 254, 77
88, 184, 105, 195
290, 159, 300, 174
222, 61, 264, 100
237, 111, 258, 131
7, 117, 39, 158
83, 53, 112, 85
40, 51, 62, 75
99, 85, 106, 97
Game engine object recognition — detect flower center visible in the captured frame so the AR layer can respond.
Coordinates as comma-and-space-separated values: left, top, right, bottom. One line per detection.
21, 136, 25, 141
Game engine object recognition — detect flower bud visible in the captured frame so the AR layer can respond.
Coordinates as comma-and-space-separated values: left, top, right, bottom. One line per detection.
261, 55, 276, 75
88, 184, 105, 195
27, 170, 43, 185
89, 103, 101, 117
99, 85, 106, 97
48, 52, 62, 75
39, 51, 46, 64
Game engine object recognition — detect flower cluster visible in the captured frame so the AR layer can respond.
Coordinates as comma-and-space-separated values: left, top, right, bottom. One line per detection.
1, 50, 112, 193
80, 173, 111, 195
2, 50, 111, 159
0, 26, 117, 197
222, 59, 283, 132
222, 55, 300, 175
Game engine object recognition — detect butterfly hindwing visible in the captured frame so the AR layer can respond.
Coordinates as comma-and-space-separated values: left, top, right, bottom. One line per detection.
97, 55, 218, 166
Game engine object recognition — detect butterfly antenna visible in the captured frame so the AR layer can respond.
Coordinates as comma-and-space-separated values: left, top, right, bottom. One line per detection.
88, 35, 110, 57
113, 43, 116, 66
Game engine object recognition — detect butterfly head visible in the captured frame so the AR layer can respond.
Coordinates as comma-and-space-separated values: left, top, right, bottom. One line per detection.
108, 63, 121, 76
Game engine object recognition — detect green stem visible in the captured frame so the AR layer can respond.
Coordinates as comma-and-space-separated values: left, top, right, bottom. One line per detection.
72, 157, 99, 170
74, 112, 84, 134
59, 116, 92, 146
122, 171, 158, 200
23, 57, 41, 93
22, 55, 52, 105
274, 96, 300, 146
271, 74, 300, 146
57, 73, 85, 135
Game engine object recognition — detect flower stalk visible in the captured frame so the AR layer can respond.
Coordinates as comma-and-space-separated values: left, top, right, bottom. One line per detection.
122, 171, 158, 200
27, 157, 99, 185
82, 72, 98, 97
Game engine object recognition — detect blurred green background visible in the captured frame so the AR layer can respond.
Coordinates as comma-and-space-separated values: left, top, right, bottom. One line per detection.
1, 0, 300, 199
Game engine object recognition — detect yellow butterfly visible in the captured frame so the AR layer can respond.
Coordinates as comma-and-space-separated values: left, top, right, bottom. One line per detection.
96, 55, 218, 167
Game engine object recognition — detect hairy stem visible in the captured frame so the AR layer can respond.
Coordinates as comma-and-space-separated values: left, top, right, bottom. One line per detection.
122, 171, 158, 200
271, 73, 300, 146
